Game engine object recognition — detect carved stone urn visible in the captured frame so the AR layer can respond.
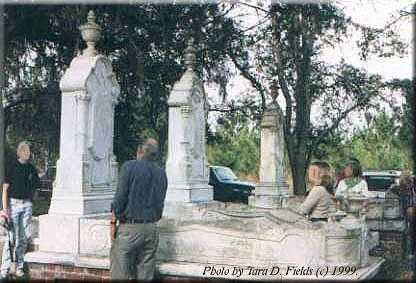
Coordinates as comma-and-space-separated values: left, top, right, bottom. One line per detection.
79, 10, 102, 57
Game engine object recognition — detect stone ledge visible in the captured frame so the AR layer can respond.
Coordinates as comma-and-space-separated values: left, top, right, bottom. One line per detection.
158, 258, 385, 281
26, 251, 109, 269
25, 251, 385, 280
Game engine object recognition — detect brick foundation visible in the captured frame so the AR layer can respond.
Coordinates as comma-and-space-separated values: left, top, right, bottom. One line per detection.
28, 263, 110, 280
27, 263, 219, 283
27, 262, 207, 281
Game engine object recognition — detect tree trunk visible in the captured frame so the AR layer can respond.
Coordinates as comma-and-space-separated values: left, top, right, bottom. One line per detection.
288, 142, 308, 195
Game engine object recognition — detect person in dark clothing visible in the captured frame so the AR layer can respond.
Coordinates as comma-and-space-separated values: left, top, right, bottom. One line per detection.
1, 141, 40, 278
391, 171, 416, 276
110, 138, 168, 280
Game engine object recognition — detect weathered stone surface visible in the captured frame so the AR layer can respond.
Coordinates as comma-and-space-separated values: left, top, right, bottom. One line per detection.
366, 218, 406, 232
366, 197, 405, 232
158, 209, 366, 268
157, 259, 384, 281
37, 214, 80, 254
35, 214, 111, 256
164, 41, 213, 218
252, 102, 290, 209
48, 52, 119, 216
79, 216, 111, 257
31, 13, 119, 268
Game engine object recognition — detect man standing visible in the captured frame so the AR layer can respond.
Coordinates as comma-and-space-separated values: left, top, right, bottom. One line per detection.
110, 138, 168, 280
1, 141, 40, 278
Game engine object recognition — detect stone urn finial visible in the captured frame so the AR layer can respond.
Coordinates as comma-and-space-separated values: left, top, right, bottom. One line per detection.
184, 38, 196, 69
79, 10, 102, 57
270, 81, 279, 104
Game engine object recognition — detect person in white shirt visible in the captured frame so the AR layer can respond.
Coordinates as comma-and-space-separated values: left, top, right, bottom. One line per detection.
335, 158, 369, 210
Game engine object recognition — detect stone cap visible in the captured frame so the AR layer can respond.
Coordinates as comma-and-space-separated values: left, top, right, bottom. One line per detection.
60, 55, 120, 99
168, 39, 203, 107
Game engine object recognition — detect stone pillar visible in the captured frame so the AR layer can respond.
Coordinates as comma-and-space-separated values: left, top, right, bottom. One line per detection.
252, 101, 290, 209
163, 40, 221, 220
28, 11, 119, 260
48, 11, 119, 216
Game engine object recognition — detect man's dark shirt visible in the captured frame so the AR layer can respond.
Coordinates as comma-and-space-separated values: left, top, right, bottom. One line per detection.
5, 160, 40, 200
111, 158, 168, 222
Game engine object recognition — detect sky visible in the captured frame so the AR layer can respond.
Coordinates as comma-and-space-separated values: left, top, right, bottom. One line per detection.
329, 0, 413, 80
205, 0, 413, 130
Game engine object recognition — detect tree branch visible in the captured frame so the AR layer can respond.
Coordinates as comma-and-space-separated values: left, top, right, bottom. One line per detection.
228, 1, 271, 15
228, 52, 266, 110
315, 75, 380, 142
240, 16, 270, 33
208, 105, 251, 117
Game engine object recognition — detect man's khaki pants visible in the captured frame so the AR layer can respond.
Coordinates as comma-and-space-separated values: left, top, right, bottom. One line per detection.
110, 222, 158, 280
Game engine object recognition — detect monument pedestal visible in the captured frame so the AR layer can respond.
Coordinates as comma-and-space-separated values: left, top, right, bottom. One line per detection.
26, 11, 119, 271
165, 183, 213, 203
48, 190, 115, 216
36, 214, 111, 256
250, 183, 290, 209
25, 214, 112, 277
253, 100, 291, 209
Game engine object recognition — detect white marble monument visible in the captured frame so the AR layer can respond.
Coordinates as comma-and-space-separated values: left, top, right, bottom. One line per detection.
48, 12, 119, 215
163, 39, 222, 220
27, 11, 118, 260
252, 90, 290, 209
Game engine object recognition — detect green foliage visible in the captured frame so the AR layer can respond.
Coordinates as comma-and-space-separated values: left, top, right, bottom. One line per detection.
3, 4, 243, 167
207, 113, 259, 177
316, 112, 412, 172
226, 2, 407, 194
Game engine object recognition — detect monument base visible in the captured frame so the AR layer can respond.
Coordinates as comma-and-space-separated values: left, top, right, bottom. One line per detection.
24, 207, 384, 280
165, 183, 213, 203
250, 183, 290, 209
36, 213, 111, 256
48, 190, 115, 215
163, 200, 225, 222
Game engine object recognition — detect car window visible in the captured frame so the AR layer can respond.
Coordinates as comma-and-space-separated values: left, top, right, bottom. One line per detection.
365, 176, 396, 191
213, 167, 238, 181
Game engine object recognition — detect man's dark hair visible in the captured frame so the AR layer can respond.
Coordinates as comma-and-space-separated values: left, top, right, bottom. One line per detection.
138, 138, 159, 162
346, 158, 362, 177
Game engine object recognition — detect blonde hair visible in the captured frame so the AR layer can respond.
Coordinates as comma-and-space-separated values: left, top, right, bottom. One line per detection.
310, 161, 334, 194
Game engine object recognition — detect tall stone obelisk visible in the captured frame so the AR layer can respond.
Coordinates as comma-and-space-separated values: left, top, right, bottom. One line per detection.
48, 11, 119, 216
163, 39, 220, 220
251, 87, 290, 209
32, 11, 119, 257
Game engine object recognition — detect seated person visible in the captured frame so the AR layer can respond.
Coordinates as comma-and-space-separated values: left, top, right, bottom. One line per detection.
299, 161, 336, 222
335, 158, 369, 210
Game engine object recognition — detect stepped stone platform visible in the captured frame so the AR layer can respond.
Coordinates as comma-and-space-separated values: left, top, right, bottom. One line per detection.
19, 206, 385, 280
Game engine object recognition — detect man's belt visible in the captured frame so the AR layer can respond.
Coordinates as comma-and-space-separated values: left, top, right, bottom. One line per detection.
120, 218, 154, 224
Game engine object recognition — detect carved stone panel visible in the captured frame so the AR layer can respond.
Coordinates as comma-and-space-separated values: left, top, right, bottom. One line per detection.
189, 83, 206, 181
80, 218, 111, 257
86, 59, 117, 188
